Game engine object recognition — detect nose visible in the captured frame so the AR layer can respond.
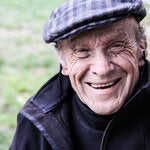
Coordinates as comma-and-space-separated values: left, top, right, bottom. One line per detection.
90, 53, 115, 76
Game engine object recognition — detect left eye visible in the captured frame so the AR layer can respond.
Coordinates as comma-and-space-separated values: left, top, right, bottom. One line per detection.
111, 41, 125, 48
108, 41, 126, 54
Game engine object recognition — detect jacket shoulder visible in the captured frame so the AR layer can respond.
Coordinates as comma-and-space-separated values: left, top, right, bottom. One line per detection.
9, 113, 52, 150
26, 73, 73, 113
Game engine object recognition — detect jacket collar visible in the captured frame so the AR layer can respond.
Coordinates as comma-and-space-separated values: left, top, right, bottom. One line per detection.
31, 72, 73, 113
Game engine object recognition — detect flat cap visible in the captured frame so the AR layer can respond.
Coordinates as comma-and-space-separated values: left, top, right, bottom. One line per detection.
43, 0, 146, 43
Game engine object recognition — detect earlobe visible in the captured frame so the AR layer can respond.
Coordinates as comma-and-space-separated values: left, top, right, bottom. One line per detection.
61, 66, 69, 76
139, 35, 147, 56
138, 36, 147, 67
142, 50, 146, 62
57, 51, 69, 76
60, 59, 69, 76
138, 48, 146, 67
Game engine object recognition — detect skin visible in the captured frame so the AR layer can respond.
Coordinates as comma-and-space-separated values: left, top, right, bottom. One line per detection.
57, 17, 147, 115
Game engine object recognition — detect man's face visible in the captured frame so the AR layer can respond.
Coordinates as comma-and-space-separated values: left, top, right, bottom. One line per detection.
59, 17, 145, 115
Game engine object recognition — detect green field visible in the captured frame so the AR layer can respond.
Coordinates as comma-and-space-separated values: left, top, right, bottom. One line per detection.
0, 0, 66, 149
0, 0, 149, 149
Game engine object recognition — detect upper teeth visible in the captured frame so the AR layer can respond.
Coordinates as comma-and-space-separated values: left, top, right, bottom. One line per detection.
90, 81, 115, 88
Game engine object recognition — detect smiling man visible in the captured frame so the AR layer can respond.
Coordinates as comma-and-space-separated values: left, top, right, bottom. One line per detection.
58, 17, 145, 116
9, 0, 150, 150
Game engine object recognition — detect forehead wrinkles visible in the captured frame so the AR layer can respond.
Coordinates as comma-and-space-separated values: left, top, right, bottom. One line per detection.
68, 30, 98, 48
61, 17, 139, 49
98, 28, 131, 44
98, 17, 138, 38
68, 28, 131, 49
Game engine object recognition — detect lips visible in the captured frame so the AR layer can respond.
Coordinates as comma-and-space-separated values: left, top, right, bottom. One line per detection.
88, 78, 121, 89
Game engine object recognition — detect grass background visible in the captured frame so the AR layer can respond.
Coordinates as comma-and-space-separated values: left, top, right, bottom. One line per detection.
0, 0, 149, 149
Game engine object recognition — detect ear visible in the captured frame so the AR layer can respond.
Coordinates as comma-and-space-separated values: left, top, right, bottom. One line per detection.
61, 61, 69, 76
138, 36, 147, 67
57, 51, 69, 76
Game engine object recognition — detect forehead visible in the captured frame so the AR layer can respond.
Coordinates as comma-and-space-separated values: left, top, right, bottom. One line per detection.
67, 17, 138, 44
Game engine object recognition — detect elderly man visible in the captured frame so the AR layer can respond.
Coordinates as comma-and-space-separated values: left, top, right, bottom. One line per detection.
10, 0, 150, 150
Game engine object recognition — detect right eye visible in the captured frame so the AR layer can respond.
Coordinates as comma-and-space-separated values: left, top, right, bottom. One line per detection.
74, 48, 91, 58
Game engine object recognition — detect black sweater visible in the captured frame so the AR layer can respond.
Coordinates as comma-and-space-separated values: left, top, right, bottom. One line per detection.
71, 94, 113, 149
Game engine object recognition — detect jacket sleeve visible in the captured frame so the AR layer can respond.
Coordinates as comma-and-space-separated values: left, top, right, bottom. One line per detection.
9, 113, 52, 150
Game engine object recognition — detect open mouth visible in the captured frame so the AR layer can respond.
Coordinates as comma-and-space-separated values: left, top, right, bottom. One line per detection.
88, 78, 121, 89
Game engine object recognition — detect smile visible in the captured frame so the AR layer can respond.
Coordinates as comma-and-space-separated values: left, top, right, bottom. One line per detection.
88, 78, 121, 89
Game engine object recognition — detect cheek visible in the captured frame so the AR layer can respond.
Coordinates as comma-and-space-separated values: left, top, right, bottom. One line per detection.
66, 59, 90, 90
65, 52, 89, 75
69, 61, 89, 81
66, 56, 80, 74
114, 49, 139, 86
115, 49, 139, 71
65, 56, 84, 79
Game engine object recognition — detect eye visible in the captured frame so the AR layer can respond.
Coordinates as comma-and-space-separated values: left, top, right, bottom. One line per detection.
111, 41, 125, 48
73, 48, 91, 58
108, 41, 126, 55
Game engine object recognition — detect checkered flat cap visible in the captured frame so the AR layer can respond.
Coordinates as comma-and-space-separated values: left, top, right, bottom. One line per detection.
43, 0, 146, 43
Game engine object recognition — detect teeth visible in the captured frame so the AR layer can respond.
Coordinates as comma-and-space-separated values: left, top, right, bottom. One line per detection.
90, 81, 116, 89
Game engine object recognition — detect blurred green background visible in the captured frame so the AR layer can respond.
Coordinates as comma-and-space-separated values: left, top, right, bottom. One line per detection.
0, 0, 149, 149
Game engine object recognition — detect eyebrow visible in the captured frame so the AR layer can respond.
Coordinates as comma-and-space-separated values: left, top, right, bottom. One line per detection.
67, 26, 132, 50
69, 33, 82, 43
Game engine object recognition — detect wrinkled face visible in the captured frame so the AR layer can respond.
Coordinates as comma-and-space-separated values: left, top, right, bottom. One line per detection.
58, 17, 146, 115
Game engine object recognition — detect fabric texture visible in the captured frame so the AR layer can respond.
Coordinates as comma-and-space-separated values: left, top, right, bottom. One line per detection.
43, 0, 146, 43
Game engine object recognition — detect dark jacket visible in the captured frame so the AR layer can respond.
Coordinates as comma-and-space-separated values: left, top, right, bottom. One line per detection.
9, 61, 150, 150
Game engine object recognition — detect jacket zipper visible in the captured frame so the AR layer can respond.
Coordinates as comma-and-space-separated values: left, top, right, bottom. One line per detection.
99, 87, 143, 150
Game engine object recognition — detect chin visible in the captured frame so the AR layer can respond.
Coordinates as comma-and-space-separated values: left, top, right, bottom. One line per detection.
90, 104, 122, 115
